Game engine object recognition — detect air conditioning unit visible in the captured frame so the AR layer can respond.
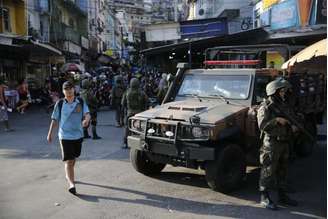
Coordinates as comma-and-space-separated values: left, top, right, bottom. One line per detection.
197, 8, 206, 19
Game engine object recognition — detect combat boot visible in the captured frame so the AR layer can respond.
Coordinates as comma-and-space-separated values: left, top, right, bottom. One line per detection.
260, 191, 277, 210
92, 126, 102, 140
278, 190, 298, 206
83, 128, 91, 139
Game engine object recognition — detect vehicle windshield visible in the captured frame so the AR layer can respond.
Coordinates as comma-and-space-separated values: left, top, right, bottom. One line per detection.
177, 74, 251, 100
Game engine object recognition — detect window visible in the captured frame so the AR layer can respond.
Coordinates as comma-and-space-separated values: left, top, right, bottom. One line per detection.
178, 74, 251, 100
254, 76, 271, 104
1, 8, 11, 32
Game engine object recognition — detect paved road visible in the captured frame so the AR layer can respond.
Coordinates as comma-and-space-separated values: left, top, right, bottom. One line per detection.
0, 108, 326, 219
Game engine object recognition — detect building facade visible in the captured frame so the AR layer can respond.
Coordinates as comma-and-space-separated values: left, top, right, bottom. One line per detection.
0, 0, 28, 81
49, 0, 88, 69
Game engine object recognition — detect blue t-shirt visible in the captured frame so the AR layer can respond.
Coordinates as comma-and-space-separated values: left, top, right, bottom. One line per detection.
51, 98, 89, 140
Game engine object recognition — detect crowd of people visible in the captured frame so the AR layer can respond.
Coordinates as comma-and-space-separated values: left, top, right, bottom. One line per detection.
0, 77, 34, 131
0, 67, 170, 135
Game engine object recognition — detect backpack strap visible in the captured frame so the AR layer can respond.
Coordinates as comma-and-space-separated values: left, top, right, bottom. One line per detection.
57, 98, 64, 121
58, 97, 84, 121
77, 97, 85, 118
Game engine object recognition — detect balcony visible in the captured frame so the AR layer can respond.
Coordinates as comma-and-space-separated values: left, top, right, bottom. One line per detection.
56, 23, 81, 45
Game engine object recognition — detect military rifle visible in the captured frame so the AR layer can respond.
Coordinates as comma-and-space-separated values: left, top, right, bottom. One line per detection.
267, 98, 317, 145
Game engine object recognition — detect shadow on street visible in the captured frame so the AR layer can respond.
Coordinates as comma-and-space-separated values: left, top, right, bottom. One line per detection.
75, 181, 319, 219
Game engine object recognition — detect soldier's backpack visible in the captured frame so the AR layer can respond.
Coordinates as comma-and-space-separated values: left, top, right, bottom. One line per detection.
127, 89, 146, 111
57, 97, 84, 121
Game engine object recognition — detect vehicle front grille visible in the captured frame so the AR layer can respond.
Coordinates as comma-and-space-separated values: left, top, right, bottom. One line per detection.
147, 122, 177, 140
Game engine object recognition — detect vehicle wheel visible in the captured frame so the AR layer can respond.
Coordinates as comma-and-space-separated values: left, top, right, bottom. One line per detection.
130, 149, 166, 175
205, 144, 246, 193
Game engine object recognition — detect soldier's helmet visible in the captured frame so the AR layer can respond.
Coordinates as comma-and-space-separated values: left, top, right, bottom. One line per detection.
161, 73, 167, 80
280, 78, 292, 90
276, 77, 292, 89
130, 78, 140, 89
266, 79, 288, 96
81, 79, 91, 89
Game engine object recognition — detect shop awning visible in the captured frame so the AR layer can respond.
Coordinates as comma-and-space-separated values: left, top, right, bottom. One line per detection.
0, 34, 62, 60
282, 38, 326, 69
141, 28, 269, 56
24, 40, 62, 56
264, 28, 327, 45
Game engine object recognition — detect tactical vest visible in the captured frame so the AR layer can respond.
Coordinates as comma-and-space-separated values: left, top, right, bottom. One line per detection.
261, 98, 291, 138
126, 89, 145, 112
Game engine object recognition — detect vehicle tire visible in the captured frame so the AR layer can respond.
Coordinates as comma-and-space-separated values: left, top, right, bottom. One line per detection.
205, 144, 246, 193
130, 149, 166, 175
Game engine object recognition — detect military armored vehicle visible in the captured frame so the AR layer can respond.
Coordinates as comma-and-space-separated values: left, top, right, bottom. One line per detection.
127, 45, 326, 193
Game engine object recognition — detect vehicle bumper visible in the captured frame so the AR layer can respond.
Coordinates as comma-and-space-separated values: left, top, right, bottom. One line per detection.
128, 135, 215, 160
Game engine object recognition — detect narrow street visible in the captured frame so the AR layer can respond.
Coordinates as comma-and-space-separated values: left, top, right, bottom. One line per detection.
0, 108, 326, 219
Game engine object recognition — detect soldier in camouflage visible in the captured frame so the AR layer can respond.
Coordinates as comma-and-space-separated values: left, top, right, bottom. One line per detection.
121, 78, 148, 149
257, 79, 298, 210
80, 79, 101, 140
111, 75, 125, 127
157, 73, 168, 103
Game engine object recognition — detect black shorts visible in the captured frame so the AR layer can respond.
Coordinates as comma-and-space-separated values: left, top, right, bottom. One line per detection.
60, 138, 83, 161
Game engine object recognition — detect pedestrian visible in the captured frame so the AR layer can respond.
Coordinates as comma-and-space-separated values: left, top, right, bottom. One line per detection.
121, 78, 148, 149
0, 77, 13, 132
16, 78, 30, 114
257, 79, 298, 210
47, 81, 90, 195
111, 75, 125, 127
157, 73, 168, 104
80, 79, 101, 139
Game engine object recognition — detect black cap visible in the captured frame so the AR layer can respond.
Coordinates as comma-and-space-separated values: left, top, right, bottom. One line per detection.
62, 81, 74, 89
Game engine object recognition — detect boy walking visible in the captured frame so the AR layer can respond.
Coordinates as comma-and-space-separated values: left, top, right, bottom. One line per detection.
47, 81, 90, 195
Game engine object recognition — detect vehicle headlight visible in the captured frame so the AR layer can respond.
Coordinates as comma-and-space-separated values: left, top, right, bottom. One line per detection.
192, 127, 209, 138
131, 119, 146, 132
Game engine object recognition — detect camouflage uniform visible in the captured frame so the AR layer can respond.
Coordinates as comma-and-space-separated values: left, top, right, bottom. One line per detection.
257, 96, 292, 192
257, 79, 298, 210
121, 78, 148, 148
111, 75, 125, 126
80, 79, 101, 139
